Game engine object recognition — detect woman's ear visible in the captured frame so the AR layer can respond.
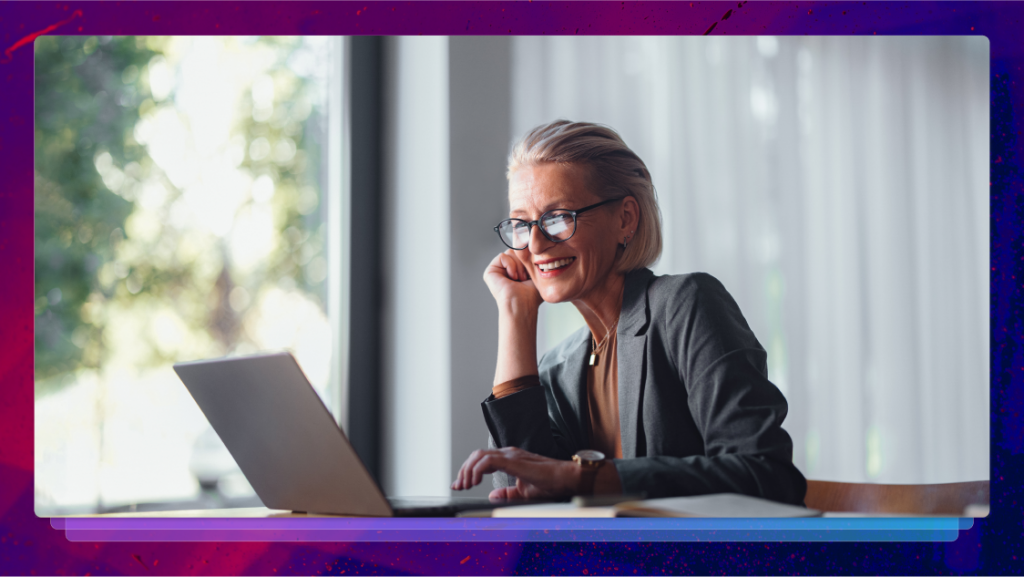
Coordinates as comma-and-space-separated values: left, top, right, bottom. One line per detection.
620, 196, 641, 241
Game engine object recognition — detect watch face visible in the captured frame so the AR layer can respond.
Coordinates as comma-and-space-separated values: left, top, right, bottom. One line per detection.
575, 449, 605, 462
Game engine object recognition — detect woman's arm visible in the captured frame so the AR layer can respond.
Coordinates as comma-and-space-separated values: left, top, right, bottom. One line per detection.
615, 273, 806, 504
480, 249, 579, 462
614, 454, 806, 504
612, 344, 806, 504
493, 300, 539, 386
482, 248, 567, 458
481, 365, 579, 461
484, 249, 544, 385
452, 251, 585, 495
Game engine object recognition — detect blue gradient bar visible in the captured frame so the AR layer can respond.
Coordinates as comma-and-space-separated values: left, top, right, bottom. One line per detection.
59, 517, 964, 542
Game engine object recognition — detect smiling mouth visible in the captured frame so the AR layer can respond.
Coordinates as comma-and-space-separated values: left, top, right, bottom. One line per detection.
537, 257, 576, 272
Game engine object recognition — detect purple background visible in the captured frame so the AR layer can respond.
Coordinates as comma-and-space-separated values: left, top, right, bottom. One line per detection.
2, 1, 1022, 574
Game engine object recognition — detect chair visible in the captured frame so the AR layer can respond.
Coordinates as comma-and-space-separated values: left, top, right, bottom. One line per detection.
804, 480, 989, 516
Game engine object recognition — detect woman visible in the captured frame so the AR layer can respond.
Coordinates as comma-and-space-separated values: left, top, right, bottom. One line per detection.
451, 120, 806, 504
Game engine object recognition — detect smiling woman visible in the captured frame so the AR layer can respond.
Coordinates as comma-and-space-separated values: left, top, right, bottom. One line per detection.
452, 120, 807, 504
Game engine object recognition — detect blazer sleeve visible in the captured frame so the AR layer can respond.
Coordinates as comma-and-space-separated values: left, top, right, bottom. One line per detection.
481, 384, 578, 458
481, 343, 585, 491
613, 273, 807, 505
482, 382, 580, 490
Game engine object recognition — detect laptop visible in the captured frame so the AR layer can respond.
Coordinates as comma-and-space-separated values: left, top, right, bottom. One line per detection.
173, 352, 503, 517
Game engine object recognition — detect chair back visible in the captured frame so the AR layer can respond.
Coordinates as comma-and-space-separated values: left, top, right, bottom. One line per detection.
804, 480, 989, 515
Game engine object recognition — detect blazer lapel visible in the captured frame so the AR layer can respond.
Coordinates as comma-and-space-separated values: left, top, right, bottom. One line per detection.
617, 268, 654, 459
555, 332, 592, 451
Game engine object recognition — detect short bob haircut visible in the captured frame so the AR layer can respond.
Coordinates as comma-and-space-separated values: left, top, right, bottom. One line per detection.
507, 120, 663, 274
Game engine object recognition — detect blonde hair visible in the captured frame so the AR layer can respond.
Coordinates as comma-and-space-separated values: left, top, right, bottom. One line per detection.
507, 120, 663, 273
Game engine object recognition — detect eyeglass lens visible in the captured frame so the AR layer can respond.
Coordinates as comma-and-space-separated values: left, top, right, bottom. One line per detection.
499, 211, 576, 249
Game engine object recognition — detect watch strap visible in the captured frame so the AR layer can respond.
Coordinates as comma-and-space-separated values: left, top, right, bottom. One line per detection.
577, 459, 605, 496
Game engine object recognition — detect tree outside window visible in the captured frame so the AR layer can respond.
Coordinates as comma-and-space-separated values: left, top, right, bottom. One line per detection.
34, 36, 336, 514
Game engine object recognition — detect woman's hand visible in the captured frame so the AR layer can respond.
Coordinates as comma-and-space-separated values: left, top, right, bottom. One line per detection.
485, 250, 541, 387
451, 447, 580, 501
483, 249, 544, 315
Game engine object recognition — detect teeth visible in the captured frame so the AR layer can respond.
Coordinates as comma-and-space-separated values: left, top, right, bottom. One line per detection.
538, 258, 574, 272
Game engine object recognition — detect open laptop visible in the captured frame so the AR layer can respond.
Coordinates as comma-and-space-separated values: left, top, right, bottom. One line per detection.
173, 352, 503, 517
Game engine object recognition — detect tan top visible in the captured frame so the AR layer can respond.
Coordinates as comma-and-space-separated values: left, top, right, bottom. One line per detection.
492, 332, 622, 459
586, 329, 623, 459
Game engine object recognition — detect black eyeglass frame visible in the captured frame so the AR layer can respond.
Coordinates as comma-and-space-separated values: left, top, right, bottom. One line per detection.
493, 197, 623, 250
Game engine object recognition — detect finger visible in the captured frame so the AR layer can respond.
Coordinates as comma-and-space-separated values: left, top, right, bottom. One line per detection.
458, 455, 476, 490
503, 484, 527, 500
465, 449, 502, 489
460, 457, 475, 490
499, 253, 522, 282
486, 253, 505, 273
489, 486, 526, 501
453, 462, 467, 490
455, 450, 484, 490
511, 477, 543, 501
470, 455, 503, 487
483, 450, 531, 481
452, 461, 463, 490
497, 253, 512, 279
456, 457, 469, 490
516, 477, 551, 500
517, 262, 529, 282
474, 454, 513, 487
453, 459, 465, 490
510, 251, 531, 282
514, 252, 532, 281
490, 452, 561, 491
484, 253, 514, 282
504, 249, 528, 281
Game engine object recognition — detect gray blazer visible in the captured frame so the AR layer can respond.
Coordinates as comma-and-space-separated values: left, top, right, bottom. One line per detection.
481, 268, 807, 504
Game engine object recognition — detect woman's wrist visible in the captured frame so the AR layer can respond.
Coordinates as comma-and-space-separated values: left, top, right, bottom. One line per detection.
563, 460, 585, 495
592, 461, 622, 495
564, 459, 621, 496
497, 298, 541, 321
493, 304, 539, 387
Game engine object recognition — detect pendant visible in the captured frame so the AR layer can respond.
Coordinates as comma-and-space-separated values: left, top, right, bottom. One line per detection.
590, 353, 597, 366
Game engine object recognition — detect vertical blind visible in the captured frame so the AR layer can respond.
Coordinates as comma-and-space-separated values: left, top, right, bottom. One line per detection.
512, 36, 988, 484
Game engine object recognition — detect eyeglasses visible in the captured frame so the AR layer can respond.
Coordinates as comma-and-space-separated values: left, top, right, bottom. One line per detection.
494, 198, 622, 251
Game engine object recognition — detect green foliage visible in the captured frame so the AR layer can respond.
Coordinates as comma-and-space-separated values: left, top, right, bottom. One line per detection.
34, 36, 328, 396
34, 36, 156, 388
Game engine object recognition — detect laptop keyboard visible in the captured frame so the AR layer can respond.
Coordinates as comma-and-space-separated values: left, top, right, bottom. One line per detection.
387, 496, 498, 517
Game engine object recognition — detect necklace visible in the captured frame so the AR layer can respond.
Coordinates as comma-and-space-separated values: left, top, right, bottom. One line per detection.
589, 321, 618, 366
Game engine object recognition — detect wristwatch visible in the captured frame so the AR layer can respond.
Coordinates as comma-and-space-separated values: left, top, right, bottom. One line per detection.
572, 450, 606, 496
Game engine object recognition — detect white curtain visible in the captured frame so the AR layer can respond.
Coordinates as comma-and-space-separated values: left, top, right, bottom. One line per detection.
512, 36, 988, 484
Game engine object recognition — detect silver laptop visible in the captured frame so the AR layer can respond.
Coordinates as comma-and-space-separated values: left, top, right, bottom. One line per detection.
173, 352, 499, 517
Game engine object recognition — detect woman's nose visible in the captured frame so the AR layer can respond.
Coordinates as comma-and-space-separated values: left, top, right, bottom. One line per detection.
528, 222, 554, 254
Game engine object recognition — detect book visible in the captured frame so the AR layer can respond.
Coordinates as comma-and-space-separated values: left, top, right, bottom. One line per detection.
614, 493, 820, 518
490, 502, 618, 518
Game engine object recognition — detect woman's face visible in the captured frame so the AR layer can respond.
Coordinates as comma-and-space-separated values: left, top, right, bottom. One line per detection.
507, 162, 630, 304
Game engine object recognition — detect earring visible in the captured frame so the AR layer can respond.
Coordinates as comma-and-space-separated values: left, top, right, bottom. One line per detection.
622, 230, 634, 249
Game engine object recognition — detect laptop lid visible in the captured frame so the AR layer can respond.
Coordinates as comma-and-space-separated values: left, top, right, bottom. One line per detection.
173, 352, 393, 517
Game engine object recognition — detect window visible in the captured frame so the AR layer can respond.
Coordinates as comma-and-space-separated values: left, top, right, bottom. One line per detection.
34, 36, 345, 514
